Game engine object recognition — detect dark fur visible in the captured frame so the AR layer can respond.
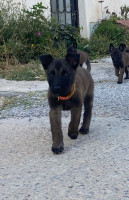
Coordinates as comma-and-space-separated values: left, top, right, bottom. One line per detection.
119, 43, 129, 53
40, 53, 94, 154
67, 42, 91, 72
109, 43, 129, 83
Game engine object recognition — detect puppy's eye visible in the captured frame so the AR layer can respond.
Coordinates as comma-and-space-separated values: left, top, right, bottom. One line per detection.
48, 71, 55, 77
62, 71, 68, 76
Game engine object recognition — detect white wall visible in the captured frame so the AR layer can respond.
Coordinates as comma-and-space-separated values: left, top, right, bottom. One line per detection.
14, 0, 50, 19
78, 0, 101, 38
78, 0, 88, 38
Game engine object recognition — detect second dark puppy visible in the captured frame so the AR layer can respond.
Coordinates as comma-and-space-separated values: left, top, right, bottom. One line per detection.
119, 43, 129, 53
40, 53, 94, 154
67, 42, 91, 72
109, 43, 129, 83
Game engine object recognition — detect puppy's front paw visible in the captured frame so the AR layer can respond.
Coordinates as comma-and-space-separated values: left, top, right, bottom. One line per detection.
117, 81, 122, 84
51, 146, 64, 154
79, 127, 89, 134
68, 132, 78, 139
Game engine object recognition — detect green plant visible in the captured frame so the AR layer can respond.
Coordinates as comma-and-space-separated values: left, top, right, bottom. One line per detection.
0, 0, 81, 65
48, 17, 81, 51
94, 17, 126, 42
88, 16, 129, 59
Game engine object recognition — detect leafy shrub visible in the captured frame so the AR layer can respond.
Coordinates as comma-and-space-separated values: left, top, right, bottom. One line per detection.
0, 0, 80, 65
88, 16, 129, 58
94, 17, 126, 43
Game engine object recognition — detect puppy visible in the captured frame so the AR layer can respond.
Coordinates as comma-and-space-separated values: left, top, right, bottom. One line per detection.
119, 43, 129, 52
109, 43, 129, 83
67, 42, 91, 72
40, 53, 94, 154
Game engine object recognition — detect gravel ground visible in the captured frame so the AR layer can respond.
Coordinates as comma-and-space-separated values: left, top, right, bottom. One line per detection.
0, 58, 129, 200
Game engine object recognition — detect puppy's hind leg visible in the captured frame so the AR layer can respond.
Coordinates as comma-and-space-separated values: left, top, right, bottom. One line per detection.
115, 67, 119, 77
118, 68, 124, 84
124, 66, 129, 79
79, 95, 93, 134
86, 59, 91, 72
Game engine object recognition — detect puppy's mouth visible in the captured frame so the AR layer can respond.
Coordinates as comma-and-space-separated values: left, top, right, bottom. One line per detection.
58, 84, 76, 101
50, 84, 76, 101
113, 59, 121, 62
50, 84, 74, 98
112, 55, 122, 64
52, 90, 69, 97
50, 86, 68, 96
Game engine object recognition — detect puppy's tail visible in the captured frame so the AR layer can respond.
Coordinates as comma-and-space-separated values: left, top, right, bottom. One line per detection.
86, 59, 91, 72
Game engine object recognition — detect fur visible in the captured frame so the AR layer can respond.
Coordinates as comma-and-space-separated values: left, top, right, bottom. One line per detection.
40, 53, 94, 154
109, 43, 129, 83
67, 42, 91, 72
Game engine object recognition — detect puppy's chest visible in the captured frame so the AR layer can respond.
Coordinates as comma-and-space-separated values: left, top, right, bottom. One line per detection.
113, 60, 123, 68
61, 100, 73, 110
49, 95, 82, 110
60, 97, 81, 110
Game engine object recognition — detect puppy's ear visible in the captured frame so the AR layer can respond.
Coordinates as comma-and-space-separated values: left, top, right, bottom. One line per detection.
109, 43, 114, 52
65, 53, 80, 70
73, 42, 77, 49
39, 54, 53, 70
119, 43, 126, 52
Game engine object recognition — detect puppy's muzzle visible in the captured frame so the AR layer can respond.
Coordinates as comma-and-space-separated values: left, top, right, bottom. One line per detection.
53, 85, 61, 94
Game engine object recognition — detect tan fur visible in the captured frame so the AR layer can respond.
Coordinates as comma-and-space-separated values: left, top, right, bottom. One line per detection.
40, 53, 94, 154
67, 43, 91, 72
118, 52, 129, 82
48, 67, 94, 153
77, 50, 91, 71
109, 43, 129, 83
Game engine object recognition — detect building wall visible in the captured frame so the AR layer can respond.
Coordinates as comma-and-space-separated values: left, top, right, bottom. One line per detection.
78, 0, 88, 38
85, 0, 101, 39
14, 0, 50, 19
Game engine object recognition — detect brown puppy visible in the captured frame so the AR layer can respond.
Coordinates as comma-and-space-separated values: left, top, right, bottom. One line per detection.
67, 42, 91, 72
109, 43, 129, 83
119, 43, 129, 79
119, 43, 129, 53
40, 53, 94, 154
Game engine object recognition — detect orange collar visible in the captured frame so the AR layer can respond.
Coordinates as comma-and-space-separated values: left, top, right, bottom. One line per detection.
58, 84, 76, 101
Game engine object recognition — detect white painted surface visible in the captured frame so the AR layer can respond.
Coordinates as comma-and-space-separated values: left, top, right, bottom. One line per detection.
14, 0, 51, 18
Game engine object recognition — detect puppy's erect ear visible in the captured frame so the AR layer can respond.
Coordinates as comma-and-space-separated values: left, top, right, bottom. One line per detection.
119, 43, 126, 52
109, 43, 114, 52
39, 54, 53, 70
65, 53, 80, 70
73, 42, 77, 49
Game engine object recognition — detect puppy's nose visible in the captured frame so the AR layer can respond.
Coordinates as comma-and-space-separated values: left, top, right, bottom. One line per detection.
54, 85, 61, 89
53, 85, 61, 93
